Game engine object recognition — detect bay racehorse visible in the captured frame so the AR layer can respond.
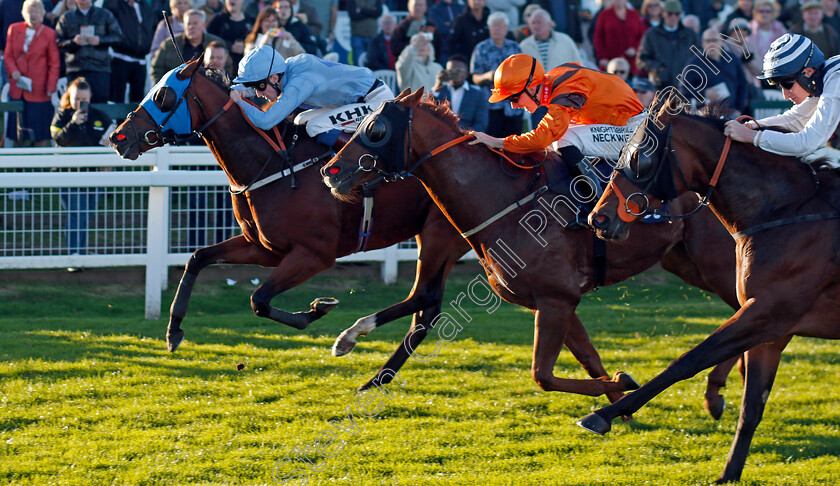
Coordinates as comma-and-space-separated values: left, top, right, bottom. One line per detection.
321, 88, 742, 408
109, 60, 655, 398
583, 95, 840, 482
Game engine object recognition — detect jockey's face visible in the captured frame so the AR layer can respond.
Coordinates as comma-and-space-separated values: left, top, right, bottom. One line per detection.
783, 67, 816, 105
510, 87, 539, 113
257, 74, 283, 99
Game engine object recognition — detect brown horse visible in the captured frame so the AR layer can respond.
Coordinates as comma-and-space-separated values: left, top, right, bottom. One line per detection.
321, 88, 742, 405
583, 96, 840, 482
108, 60, 653, 398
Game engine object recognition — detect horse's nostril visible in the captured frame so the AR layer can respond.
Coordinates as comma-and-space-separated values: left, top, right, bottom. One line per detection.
327, 166, 341, 176
592, 213, 610, 230
116, 133, 126, 142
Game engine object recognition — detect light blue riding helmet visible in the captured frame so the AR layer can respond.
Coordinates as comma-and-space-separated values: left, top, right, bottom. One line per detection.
232, 45, 287, 85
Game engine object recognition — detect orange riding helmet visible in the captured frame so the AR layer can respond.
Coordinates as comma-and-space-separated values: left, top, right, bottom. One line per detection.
488, 54, 546, 103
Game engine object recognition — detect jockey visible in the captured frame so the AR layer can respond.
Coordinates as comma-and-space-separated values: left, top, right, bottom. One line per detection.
724, 33, 839, 162
229, 46, 394, 146
470, 53, 646, 228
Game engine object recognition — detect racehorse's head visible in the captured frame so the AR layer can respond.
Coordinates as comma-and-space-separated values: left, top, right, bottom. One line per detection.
110, 59, 231, 160
589, 90, 686, 240
321, 88, 425, 197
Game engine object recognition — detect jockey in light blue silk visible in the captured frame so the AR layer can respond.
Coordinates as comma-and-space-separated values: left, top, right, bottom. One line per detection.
229, 46, 394, 146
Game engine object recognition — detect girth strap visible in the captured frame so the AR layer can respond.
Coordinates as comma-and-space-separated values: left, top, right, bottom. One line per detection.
460, 186, 549, 238
731, 212, 840, 240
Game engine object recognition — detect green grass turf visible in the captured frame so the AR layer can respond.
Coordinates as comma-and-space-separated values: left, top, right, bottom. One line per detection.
1, 262, 838, 485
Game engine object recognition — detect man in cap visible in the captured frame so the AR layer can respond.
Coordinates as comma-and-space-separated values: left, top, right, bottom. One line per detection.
792, 0, 840, 58
636, 0, 700, 89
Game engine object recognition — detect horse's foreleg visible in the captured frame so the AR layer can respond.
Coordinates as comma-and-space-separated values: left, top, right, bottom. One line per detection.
168, 236, 281, 352
716, 337, 790, 484
577, 299, 791, 435
357, 303, 440, 391
531, 301, 632, 396
564, 313, 639, 406
251, 246, 336, 330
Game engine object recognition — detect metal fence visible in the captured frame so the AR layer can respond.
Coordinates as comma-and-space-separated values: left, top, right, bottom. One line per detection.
0, 146, 442, 319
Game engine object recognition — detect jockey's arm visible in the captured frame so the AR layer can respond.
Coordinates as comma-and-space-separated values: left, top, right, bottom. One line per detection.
753, 96, 819, 132
503, 105, 571, 153
232, 84, 311, 130
754, 94, 840, 156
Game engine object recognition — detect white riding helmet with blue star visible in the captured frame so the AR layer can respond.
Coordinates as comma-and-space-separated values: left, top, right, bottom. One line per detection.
232, 45, 286, 86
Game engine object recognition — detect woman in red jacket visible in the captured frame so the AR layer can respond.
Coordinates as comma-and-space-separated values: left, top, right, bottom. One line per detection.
593, 0, 647, 74
4, 0, 59, 147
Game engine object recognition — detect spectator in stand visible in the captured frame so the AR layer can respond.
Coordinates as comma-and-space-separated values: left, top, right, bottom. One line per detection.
532, 0, 585, 44
513, 3, 541, 41
486, 0, 524, 30
308, 0, 337, 44
244, 7, 304, 57
347, 0, 382, 64
396, 31, 442, 92
823, 0, 840, 35
207, 0, 253, 73
56, 0, 123, 103
46, 0, 72, 27
723, 0, 753, 28
606, 57, 631, 82
593, 0, 646, 74
681, 13, 700, 32
201, 0, 225, 25
392, 0, 441, 57
641, 0, 663, 27
681, 0, 716, 29
637, 0, 699, 88
151, 0, 191, 53
631, 75, 656, 106
50, 77, 113, 257
448, 0, 489, 59
679, 27, 749, 114
288, 0, 321, 37
428, 0, 464, 63
519, 8, 581, 126
103, 0, 155, 103
204, 39, 233, 73
2, 0, 54, 60
245, 0, 272, 21
729, 17, 762, 82
471, 11, 522, 137
748, 0, 787, 63
151, 9, 224, 82
4, 0, 58, 147
432, 52, 488, 131
519, 8, 582, 70
792, 0, 840, 58
273, 0, 319, 54
366, 12, 397, 70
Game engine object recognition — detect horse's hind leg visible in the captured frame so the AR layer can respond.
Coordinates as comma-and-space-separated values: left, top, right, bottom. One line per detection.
250, 245, 337, 330
168, 235, 282, 352
704, 355, 742, 420
716, 337, 790, 484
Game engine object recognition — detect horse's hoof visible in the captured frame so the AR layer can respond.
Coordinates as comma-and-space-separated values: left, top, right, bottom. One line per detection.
311, 297, 339, 315
577, 412, 612, 435
704, 394, 726, 420
614, 371, 640, 391
331, 332, 356, 357
167, 330, 185, 353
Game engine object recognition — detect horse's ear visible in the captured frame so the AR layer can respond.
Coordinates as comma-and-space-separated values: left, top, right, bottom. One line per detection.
651, 88, 688, 128
176, 58, 201, 81
402, 87, 424, 107
395, 88, 412, 100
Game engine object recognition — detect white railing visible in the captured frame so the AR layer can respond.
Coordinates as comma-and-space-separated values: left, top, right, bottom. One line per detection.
0, 146, 447, 319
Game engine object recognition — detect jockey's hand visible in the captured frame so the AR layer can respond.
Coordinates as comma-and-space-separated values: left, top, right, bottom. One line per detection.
469, 131, 504, 149
724, 119, 756, 143
230, 90, 243, 102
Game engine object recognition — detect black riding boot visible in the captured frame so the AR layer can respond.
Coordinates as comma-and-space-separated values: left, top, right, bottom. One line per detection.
557, 145, 593, 230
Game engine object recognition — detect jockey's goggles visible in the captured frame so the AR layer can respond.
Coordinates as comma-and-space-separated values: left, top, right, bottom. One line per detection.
767, 73, 800, 90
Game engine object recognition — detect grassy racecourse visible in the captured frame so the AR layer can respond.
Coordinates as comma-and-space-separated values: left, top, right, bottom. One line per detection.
1, 262, 839, 485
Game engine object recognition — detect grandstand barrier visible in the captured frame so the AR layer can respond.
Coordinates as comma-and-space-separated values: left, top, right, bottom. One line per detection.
0, 145, 475, 319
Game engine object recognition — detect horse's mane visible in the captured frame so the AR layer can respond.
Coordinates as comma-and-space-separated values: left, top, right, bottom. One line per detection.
416, 96, 465, 133
200, 67, 231, 91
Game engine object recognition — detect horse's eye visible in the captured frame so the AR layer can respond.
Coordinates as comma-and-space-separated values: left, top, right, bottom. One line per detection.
153, 86, 177, 112
365, 118, 388, 144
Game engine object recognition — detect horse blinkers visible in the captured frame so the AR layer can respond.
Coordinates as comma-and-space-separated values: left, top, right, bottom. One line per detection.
153, 86, 178, 113
353, 101, 411, 178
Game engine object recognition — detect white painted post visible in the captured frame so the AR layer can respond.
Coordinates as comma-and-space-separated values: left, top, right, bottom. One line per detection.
144, 147, 171, 319
382, 244, 398, 284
